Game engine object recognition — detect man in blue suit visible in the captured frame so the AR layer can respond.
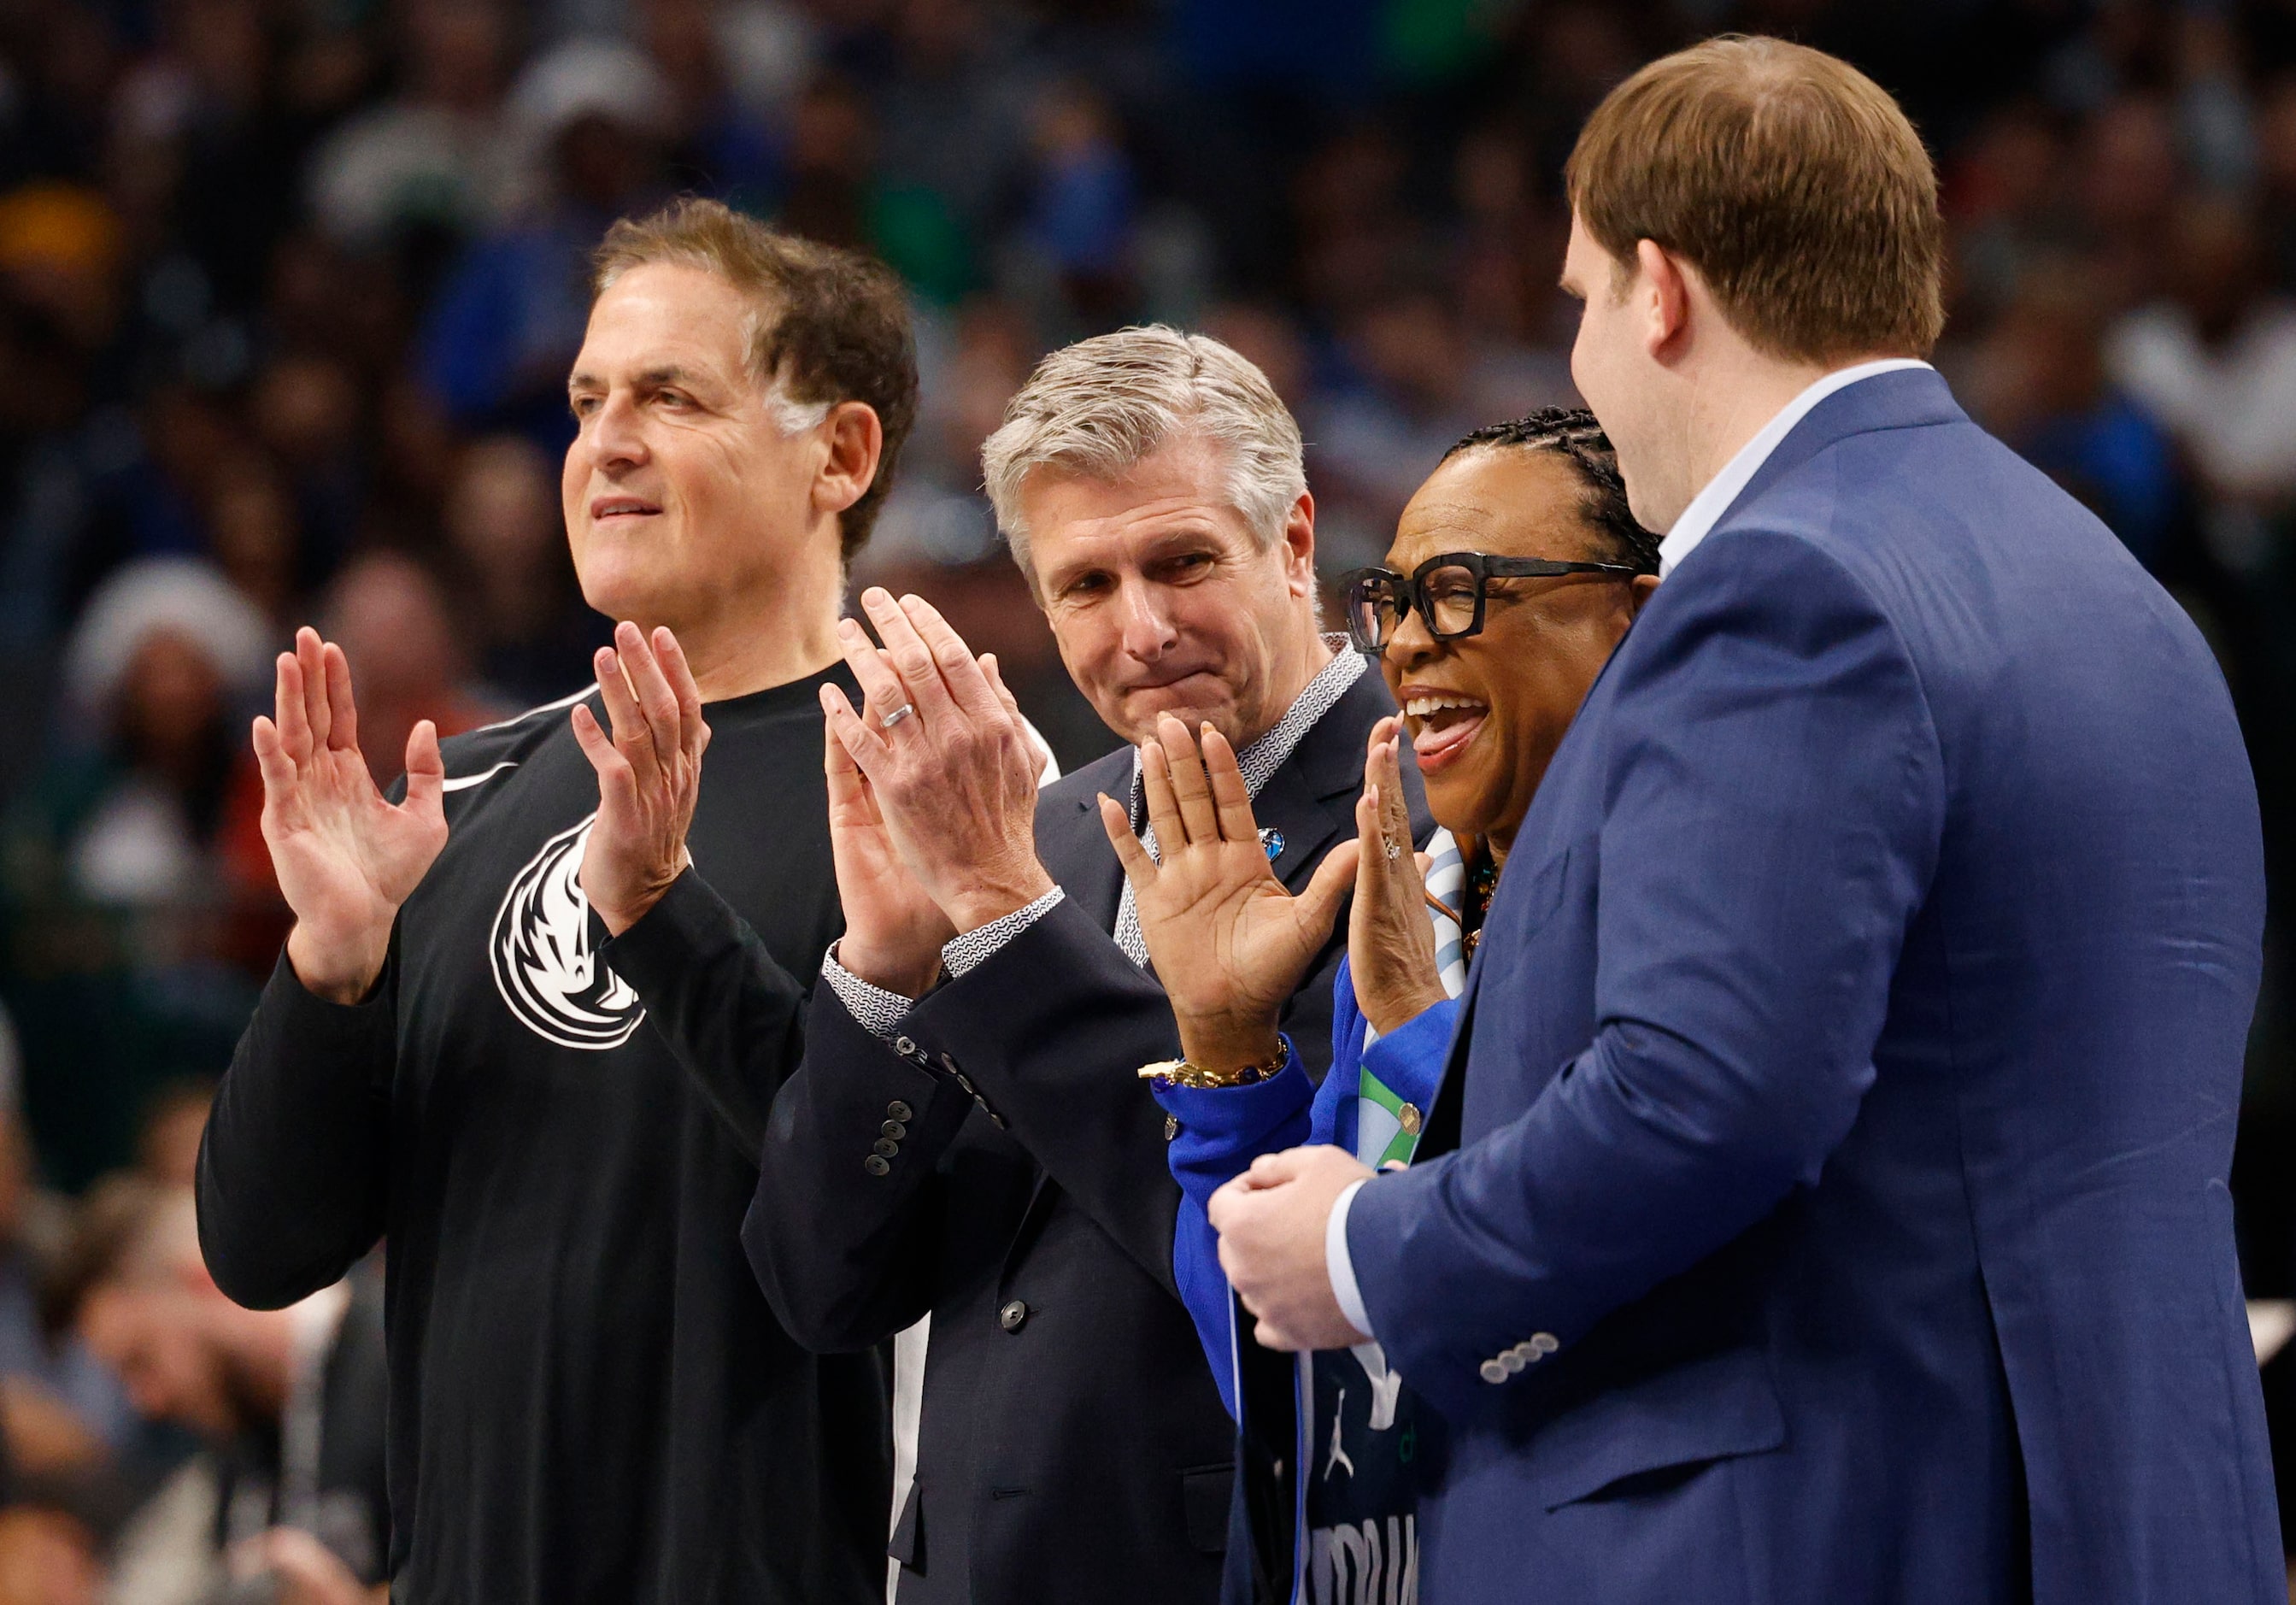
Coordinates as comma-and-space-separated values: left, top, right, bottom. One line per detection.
1206, 36, 2285, 1602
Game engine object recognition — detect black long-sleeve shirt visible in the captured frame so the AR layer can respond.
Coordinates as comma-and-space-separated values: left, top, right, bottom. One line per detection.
196, 667, 890, 1605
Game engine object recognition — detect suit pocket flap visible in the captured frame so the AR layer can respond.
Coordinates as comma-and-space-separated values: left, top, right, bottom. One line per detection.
1180, 1462, 1234, 1555
1524, 1347, 1785, 1512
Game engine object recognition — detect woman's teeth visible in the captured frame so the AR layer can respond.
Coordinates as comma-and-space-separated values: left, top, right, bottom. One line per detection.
1405, 695, 1489, 767
1403, 693, 1488, 720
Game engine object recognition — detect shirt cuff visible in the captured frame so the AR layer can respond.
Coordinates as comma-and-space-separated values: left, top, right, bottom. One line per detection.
820, 945, 916, 1039
940, 887, 1066, 979
1327, 1177, 1374, 1341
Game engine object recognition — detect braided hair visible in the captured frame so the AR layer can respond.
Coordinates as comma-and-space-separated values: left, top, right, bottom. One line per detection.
1440, 408, 1660, 576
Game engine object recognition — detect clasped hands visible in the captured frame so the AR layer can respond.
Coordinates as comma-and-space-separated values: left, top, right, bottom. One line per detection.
1105, 713, 1447, 1351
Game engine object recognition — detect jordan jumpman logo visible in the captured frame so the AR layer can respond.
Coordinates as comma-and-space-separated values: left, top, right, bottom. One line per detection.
1323, 1389, 1354, 1481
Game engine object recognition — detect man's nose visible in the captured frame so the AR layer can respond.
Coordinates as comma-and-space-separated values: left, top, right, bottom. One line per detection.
588, 392, 649, 470
1116, 581, 1179, 660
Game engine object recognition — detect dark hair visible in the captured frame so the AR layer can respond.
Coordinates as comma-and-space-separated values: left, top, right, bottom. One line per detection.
590, 197, 920, 562
1442, 408, 1661, 575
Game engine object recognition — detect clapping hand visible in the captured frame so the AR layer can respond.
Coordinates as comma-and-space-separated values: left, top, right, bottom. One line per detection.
1346, 716, 1447, 1035
571, 622, 711, 935
818, 629, 963, 998
254, 627, 448, 1004
1097, 714, 1357, 1071
819, 589, 1054, 941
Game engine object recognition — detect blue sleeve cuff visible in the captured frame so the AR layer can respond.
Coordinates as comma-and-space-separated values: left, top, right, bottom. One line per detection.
1154, 1047, 1315, 1209
1359, 997, 1459, 1115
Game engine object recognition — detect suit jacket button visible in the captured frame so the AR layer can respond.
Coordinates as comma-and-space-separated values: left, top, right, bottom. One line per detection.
1478, 1359, 1507, 1385
999, 1300, 1029, 1333
1529, 1332, 1559, 1355
1499, 1349, 1527, 1374
887, 1100, 913, 1123
881, 1119, 908, 1139
894, 1037, 916, 1056
873, 1138, 900, 1157
864, 1155, 891, 1177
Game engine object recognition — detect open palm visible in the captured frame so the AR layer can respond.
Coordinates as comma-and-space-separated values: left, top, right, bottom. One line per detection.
1099, 714, 1356, 1067
255, 628, 447, 1000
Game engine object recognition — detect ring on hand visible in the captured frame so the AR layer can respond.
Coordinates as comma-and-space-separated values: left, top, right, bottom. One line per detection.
1383, 836, 1401, 861
881, 703, 916, 730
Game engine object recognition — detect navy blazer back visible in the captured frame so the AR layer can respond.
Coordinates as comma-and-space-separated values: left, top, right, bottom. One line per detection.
1346, 369, 2280, 1603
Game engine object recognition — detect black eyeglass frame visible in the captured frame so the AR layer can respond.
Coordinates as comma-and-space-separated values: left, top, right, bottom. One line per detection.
1340, 550, 1643, 655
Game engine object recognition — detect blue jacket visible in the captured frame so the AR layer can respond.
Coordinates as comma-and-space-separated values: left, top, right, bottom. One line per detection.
1344, 367, 2281, 1602
1159, 964, 1459, 1419
1159, 958, 1457, 1604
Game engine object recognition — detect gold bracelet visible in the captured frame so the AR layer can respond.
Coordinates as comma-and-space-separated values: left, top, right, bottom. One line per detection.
1137, 1038, 1290, 1091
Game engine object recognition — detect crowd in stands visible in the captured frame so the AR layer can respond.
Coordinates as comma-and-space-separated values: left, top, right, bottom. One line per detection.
0, 0, 2293, 1593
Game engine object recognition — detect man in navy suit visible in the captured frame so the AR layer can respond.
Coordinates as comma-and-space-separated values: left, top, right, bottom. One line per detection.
1206, 36, 2285, 1602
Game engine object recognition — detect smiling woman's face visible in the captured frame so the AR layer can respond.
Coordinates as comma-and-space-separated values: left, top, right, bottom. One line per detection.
1383, 446, 1652, 853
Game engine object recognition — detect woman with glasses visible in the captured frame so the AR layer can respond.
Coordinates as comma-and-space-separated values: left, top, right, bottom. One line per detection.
1110, 408, 1658, 1603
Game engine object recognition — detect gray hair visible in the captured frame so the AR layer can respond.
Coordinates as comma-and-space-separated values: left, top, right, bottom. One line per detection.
981, 326, 1307, 579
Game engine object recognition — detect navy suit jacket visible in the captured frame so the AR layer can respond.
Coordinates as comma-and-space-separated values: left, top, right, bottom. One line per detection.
1346, 368, 2282, 1602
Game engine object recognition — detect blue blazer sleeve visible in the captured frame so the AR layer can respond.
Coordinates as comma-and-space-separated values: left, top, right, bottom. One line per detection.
1347, 529, 1947, 1417
1154, 1049, 1316, 1420
1155, 954, 1459, 1417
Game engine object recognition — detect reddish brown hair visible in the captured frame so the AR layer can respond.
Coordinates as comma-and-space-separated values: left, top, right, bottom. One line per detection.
592, 198, 919, 561
1565, 35, 1945, 362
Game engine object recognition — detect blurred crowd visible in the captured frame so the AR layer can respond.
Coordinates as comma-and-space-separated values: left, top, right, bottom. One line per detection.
3, 0, 2296, 1593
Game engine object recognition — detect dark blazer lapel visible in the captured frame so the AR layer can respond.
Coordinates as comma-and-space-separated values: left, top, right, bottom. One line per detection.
1254, 665, 1415, 888
1253, 757, 1349, 894
1036, 746, 1134, 928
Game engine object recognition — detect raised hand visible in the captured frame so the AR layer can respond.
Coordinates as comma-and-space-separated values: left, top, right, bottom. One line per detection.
255, 627, 448, 1004
819, 642, 958, 998
572, 622, 711, 935
1346, 716, 1447, 1033
819, 588, 1054, 933
1097, 714, 1357, 1072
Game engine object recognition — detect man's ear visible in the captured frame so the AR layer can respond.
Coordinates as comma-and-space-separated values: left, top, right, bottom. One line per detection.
1280, 491, 1317, 596
813, 401, 884, 518
1629, 572, 1660, 616
1635, 238, 1692, 365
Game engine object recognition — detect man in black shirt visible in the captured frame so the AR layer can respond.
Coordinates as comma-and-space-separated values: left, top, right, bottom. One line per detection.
195, 198, 918, 1602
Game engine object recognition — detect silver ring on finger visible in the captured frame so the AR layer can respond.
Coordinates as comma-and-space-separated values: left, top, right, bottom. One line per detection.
881, 703, 917, 730
1383, 835, 1401, 861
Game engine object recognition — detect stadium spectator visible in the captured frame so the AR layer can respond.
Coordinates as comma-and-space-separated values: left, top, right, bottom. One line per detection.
9, 561, 267, 911
48, 1180, 387, 1605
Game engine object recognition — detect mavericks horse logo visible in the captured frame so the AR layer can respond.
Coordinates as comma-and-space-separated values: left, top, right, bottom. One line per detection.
490, 814, 644, 1050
